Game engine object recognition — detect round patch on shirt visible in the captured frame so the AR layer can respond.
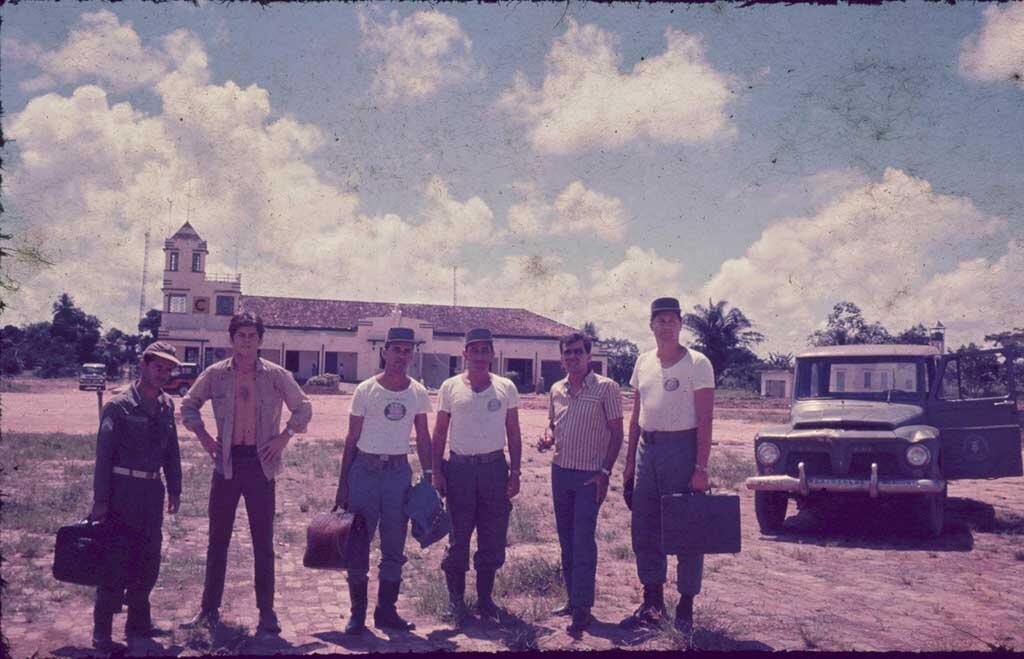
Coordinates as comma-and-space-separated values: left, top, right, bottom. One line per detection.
384, 402, 407, 421
487, 398, 502, 412
663, 377, 680, 391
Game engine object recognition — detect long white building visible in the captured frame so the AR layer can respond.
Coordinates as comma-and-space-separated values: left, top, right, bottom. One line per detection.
157, 222, 606, 391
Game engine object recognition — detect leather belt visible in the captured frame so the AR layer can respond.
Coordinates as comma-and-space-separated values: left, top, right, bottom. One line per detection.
449, 450, 504, 464
358, 450, 409, 469
112, 466, 160, 480
641, 429, 697, 444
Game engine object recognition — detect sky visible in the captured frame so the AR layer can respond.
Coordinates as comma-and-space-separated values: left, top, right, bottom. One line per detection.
2, 2, 1022, 355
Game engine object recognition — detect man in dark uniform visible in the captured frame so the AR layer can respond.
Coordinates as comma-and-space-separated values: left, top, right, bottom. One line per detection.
88, 341, 183, 652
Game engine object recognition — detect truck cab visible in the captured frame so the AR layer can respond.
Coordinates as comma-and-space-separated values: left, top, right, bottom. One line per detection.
745, 344, 1022, 537
78, 363, 107, 391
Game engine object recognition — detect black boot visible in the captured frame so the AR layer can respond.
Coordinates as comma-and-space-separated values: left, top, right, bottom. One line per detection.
619, 583, 667, 630
444, 571, 470, 623
92, 607, 125, 653
373, 580, 415, 631
675, 594, 695, 635
344, 580, 368, 635
475, 570, 500, 621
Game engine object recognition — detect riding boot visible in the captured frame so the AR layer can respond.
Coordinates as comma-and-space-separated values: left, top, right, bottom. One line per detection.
373, 580, 415, 631
344, 580, 368, 635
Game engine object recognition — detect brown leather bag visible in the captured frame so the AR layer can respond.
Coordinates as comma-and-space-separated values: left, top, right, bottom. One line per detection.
303, 509, 368, 570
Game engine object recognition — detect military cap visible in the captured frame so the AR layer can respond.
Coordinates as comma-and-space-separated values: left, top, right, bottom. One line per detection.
386, 327, 416, 344
465, 328, 493, 346
143, 341, 182, 365
650, 297, 682, 319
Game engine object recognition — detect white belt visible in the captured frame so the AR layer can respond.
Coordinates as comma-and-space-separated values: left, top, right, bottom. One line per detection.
112, 466, 160, 480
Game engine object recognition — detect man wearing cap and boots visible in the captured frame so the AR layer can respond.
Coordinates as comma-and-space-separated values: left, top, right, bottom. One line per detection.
88, 342, 183, 652
537, 332, 624, 636
180, 312, 313, 636
334, 327, 434, 634
432, 328, 522, 624
619, 298, 715, 640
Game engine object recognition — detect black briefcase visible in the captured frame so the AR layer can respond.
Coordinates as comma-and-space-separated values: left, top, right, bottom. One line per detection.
661, 491, 742, 555
303, 509, 368, 570
53, 519, 138, 586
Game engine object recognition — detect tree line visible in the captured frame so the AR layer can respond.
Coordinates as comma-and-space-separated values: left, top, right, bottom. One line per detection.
1, 293, 162, 378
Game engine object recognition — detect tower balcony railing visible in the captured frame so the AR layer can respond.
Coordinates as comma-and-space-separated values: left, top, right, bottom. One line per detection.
205, 273, 242, 291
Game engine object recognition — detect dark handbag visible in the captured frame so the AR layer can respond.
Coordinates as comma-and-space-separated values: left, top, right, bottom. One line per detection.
53, 518, 138, 586
661, 490, 742, 555
405, 479, 451, 549
303, 509, 368, 570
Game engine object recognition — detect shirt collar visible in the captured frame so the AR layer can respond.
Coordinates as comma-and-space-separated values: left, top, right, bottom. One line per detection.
129, 382, 170, 411
227, 356, 264, 372
560, 370, 595, 394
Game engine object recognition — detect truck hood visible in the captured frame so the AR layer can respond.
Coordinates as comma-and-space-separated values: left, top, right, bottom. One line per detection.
791, 400, 925, 430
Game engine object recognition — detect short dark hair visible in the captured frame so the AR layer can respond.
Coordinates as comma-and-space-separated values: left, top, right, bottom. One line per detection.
559, 332, 592, 354
229, 312, 265, 340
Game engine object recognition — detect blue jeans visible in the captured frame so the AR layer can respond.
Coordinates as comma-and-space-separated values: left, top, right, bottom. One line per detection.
631, 431, 704, 595
346, 453, 412, 583
551, 464, 602, 609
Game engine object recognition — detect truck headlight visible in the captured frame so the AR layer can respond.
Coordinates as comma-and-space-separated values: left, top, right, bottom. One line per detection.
756, 442, 781, 466
905, 444, 931, 467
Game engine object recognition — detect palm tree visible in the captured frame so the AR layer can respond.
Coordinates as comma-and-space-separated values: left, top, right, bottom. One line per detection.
681, 299, 765, 382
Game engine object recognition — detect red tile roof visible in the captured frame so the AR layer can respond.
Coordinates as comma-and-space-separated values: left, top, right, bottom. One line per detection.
239, 295, 578, 339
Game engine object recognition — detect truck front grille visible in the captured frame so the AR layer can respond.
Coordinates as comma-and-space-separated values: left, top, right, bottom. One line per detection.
849, 453, 900, 478
785, 452, 832, 478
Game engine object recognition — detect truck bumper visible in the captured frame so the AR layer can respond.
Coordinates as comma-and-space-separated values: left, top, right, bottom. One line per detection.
745, 462, 945, 498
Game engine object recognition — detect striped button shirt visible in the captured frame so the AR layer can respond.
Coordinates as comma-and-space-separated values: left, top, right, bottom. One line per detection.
549, 371, 623, 471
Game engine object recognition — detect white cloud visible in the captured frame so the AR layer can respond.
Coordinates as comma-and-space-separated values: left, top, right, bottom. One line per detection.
703, 167, 1016, 353
358, 9, 475, 104
960, 3, 1024, 89
498, 19, 737, 154
507, 181, 628, 242
464, 245, 688, 346
3, 15, 499, 331
10, 11, 171, 93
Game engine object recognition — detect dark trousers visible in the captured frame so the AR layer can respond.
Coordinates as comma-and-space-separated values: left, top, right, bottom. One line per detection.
631, 430, 704, 595
345, 454, 412, 584
95, 478, 164, 634
200, 447, 276, 613
551, 464, 602, 609
440, 456, 511, 575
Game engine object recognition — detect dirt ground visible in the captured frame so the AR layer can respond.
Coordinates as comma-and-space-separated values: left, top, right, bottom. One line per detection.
2, 379, 1022, 655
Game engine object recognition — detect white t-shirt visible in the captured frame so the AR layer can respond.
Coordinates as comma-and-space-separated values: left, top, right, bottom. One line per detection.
351, 376, 432, 455
438, 374, 519, 455
630, 348, 715, 431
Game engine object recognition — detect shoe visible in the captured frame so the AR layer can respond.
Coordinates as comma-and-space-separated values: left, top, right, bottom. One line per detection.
567, 608, 592, 635
444, 571, 471, 624
179, 608, 220, 630
551, 602, 573, 617
373, 580, 415, 631
619, 584, 666, 630
345, 580, 368, 635
256, 609, 281, 635
93, 607, 126, 653
674, 594, 695, 635
475, 570, 500, 622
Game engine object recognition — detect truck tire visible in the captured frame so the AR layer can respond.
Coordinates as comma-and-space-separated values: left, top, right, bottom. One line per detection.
755, 491, 788, 534
917, 486, 946, 538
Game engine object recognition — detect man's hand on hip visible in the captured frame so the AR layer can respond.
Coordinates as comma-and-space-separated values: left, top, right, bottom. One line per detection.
196, 429, 221, 463
258, 431, 291, 463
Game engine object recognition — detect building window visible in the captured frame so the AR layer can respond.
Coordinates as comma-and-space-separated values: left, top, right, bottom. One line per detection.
863, 371, 872, 389
184, 347, 200, 363
167, 252, 179, 272
167, 294, 187, 314
215, 295, 234, 316
191, 252, 202, 272
835, 371, 846, 392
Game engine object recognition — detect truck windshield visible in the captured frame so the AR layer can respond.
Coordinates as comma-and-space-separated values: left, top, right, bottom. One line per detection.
81, 365, 105, 376
795, 358, 926, 401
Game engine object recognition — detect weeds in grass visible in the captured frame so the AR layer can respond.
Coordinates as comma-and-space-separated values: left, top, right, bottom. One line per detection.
0, 433, 95, 462
709, 450, 755, 491
1014, 550, 1024, 561
783, 545, 814, 563
407, 566, 451, 618
508, 503, 543, 545
610, 543, 633, 560
799, 621, 826, 649
278, 526, 300, 545
13, 534, 43, 559
598, 527, 619, 543
495, 556, 564, 599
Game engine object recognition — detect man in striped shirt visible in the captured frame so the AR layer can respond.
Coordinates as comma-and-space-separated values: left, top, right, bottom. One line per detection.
538, 331, 624, 635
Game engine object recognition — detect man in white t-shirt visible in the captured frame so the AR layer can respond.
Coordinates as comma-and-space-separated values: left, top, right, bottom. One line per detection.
432, 328, 523, 623
619, 297, 715, 637
334, 327, 433, 635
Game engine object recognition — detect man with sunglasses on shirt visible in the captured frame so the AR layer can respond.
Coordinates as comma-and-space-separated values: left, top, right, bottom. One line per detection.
537, 331, 623, 636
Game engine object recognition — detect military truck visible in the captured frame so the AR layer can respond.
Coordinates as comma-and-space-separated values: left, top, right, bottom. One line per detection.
745, 344, 1022, 537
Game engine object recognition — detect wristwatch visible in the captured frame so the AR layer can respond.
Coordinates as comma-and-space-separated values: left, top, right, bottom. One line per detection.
285, 427, 296, 438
